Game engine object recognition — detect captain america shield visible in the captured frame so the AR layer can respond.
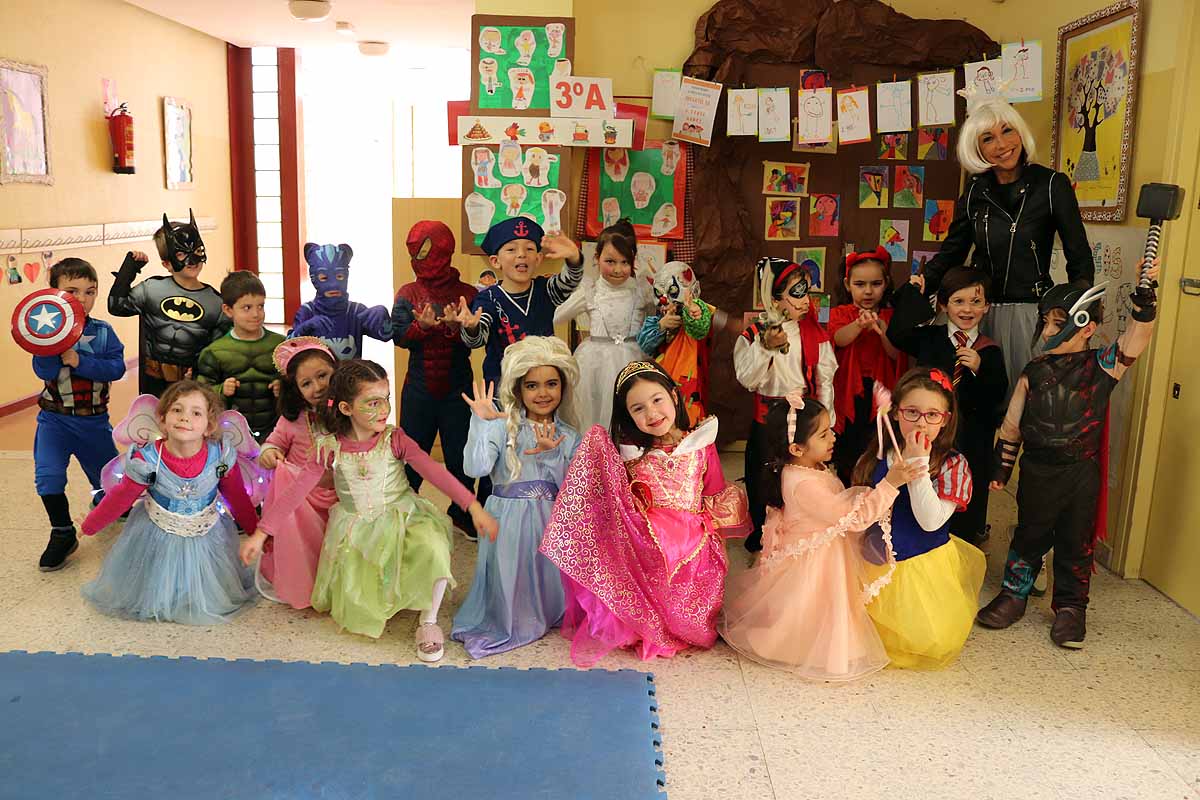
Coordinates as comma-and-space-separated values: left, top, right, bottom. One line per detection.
10, 289, 85, 356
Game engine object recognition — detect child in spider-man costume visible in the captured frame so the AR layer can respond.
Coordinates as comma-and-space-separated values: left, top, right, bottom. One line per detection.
289, 242, 392, 360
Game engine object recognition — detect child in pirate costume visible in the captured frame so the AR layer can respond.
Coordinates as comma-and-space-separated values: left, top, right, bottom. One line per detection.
391, 221, 480, 538
456, 217, 584, 388
32, 258, 126, 571
108, 211, 230, 396
735, 256, 836, 552
977, 260, 1160, 648
289, 243, 393, 361
888, 267, 1008, 546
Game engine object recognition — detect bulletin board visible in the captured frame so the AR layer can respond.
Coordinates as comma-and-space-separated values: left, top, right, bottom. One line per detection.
470, 14, 576, 116
583, 141, 688, 240
460, 145, 574, 255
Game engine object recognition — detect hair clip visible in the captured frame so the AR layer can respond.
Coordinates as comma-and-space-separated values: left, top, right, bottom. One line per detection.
845, 246, 890, 278
929, 369, 953, 392
784, 389, 805, 444
326, 398, 335, 407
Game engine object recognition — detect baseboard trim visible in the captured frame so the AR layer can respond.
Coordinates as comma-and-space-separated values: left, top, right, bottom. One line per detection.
0, 356, 139, 419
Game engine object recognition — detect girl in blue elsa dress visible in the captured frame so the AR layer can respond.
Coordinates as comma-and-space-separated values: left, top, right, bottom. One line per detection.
451, 336, 582, 658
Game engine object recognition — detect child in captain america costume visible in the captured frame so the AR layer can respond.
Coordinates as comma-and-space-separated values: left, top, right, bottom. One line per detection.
32, 258, 126, 571
976, 259, 1160, 649
391, 220, 480, 538
289, 243, 393, 360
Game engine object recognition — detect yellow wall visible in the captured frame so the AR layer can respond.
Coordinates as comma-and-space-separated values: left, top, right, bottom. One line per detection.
0, 0, 233, 407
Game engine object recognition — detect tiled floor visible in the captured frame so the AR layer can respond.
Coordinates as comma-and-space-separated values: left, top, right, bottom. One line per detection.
1, 442, 1197, 799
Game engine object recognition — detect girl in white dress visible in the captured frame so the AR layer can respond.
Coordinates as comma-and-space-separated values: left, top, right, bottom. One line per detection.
554, 220, 654, 430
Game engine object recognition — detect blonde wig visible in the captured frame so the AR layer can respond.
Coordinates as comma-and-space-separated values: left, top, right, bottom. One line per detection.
497, 336, 581, 481
956, 98, 1038, 175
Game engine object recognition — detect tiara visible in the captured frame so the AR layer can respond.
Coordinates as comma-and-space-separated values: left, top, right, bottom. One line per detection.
616, 360, 662, 390
273, 336, 335, 374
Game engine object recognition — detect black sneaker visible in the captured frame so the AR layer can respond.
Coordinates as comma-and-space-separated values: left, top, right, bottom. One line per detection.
1051, 607, 1086, 649
39, 527, 78, 572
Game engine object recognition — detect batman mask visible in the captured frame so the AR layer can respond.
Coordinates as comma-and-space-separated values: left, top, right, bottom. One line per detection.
158, 210, 207, 273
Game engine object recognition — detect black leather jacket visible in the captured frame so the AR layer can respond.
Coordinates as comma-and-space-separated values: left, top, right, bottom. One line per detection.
923, 163, 1094, 303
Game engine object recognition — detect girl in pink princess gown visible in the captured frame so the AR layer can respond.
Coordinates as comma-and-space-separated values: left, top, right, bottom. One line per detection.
540, 360, 750, 667
238, 338, 338, 609
720, 392, 920, 681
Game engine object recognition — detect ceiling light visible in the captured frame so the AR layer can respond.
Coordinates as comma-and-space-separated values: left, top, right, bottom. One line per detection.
288, 0, 332, 22
358, 41, 390, 56
335, 21, 355, 36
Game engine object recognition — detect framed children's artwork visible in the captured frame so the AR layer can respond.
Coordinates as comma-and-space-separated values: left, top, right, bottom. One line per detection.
964, 57, 1003, 101
0, 58, 52, 185
162, 96, 193, 190
471, 15, 575, 117
917, 127, 949, 160
808, 193, 839, 237
911, 249, 939, 276
791, 247, 825, 289
764, 198, 800, 240
917, 72, 955, 127
875, 79, 912, 133
836, 87, 871, 144
879, 219, 910, 262
858, 166, 889, 209
726, 87, 758, 136
584, 140, 686, 240
757, 87, 790, 143
795, 87, 833, 145
893, 165, 925, 208
878, 133, 908, 160
1003, 40, 1044, 103
923, 199, 954, 242
461, 144, 573, 254
761, 161, 809, 197
1051, 1, 1141, 221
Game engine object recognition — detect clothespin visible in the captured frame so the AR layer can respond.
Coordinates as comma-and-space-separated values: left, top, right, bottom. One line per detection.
892, 73, 896, 82
1021, 36, 1026, 48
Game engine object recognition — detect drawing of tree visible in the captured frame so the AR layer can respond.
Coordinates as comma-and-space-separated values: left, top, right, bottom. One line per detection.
1066, 44, 1129, 182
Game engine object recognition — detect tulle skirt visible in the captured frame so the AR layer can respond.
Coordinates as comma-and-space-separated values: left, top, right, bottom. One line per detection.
721, 532, 890, 681
451, 495, 564, 659
257, 461, 337, 609
866, 536, 986, 670
312, 492, 454, 639
573, 337, 645, 431
82, 503, 254, 625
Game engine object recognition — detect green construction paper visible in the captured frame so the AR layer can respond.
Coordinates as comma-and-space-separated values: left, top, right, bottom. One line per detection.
477, 26, 560, 112
596, 149, 677, 227
471, 158, 563, 247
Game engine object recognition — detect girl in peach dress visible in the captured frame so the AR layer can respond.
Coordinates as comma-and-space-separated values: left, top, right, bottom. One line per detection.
720, 392, 920, 680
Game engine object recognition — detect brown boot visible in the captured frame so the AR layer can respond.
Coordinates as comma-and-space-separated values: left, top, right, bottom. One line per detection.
1051, 607, 1086, 649
976, 591, 1027, 629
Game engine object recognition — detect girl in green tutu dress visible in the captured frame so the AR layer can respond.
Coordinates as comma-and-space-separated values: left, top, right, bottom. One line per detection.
259, 359, 497, 661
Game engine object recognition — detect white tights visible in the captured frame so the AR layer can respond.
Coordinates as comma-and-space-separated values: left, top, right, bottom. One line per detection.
418, 578, 449, 626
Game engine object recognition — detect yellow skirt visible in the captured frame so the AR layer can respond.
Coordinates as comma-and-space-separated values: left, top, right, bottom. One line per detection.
866, 536, 986, 670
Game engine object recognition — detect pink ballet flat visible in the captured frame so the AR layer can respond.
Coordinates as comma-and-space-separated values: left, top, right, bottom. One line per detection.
415, 622, 445, 663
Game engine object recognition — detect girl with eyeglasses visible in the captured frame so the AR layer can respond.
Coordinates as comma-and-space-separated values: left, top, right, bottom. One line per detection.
852, 367, 986, 670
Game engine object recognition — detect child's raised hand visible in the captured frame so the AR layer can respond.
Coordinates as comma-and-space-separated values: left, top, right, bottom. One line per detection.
60, 348, 80, 368
685, 299, 703, 320
884, 457, 924, 487
461, 379, 504, 421
239, 530, 268, 567
763, 325, 789, 350
416, 302, 439, 330
468, 502, 500, 542
270, 379, 281, 398
1137, 256, 1161, 284
909, 273, 926, 293
902, 426, 933, 459
129, 250, 150, 265
541, 234, 581, 263
222, 377, 240, 397
454, 296, 483, 330
658, 307, 683, 331
524, 421, 566, 455
955, 347, 981, 374
258, 448, 283, 469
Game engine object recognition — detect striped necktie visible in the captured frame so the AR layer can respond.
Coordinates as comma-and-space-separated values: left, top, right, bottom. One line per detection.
953, 330, 969, 386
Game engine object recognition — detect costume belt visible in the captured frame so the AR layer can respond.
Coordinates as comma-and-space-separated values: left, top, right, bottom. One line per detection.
38, 397, 106, 416
753, 394, 783, 424
142, 358, 193, 382
144, 494, 218, 538
490, 479, 559, 501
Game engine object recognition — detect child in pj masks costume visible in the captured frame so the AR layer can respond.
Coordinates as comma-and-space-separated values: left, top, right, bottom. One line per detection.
289, 243, 392, 360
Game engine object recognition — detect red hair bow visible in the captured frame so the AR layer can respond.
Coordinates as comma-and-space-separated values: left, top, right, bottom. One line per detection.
844, 246, 890, 278
928, 368, 953, 392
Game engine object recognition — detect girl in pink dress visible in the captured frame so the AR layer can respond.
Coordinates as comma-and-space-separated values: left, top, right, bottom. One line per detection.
540, 360, 750, 667
720, 393, 920, 680
239, 338, 337, 609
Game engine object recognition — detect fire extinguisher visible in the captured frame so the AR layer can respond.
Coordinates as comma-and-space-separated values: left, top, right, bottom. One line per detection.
107, 103, 135, 174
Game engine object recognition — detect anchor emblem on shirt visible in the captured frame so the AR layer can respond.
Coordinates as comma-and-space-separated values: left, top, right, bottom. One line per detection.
495, 307, 523, 344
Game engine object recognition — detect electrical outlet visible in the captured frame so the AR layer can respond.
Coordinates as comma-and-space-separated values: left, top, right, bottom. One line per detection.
1173, 383, 1181, 399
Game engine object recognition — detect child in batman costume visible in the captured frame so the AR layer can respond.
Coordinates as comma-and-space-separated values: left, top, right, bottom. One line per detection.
108, 211, 230, 396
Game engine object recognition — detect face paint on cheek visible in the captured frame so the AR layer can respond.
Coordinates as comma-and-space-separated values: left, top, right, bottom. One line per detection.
356, 397, 391, 423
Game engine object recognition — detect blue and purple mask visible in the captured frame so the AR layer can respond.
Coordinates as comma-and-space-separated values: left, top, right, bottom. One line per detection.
304, 242, 353, 315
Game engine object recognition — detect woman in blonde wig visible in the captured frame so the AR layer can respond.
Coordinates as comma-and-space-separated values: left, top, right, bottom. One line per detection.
452, 336, 582, 658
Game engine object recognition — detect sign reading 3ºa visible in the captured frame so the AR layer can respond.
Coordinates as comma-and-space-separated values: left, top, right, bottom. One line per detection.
551, 76, 615, 118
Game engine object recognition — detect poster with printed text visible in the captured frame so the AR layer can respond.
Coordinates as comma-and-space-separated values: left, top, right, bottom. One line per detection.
917, 72, 956, 127
472, 15, 575, 116
876, 80, 912, 133
757, 87, 791, 143
836, 87, 871, 145
1002, 40, 1043, 103
672, 76, 722, 147
726, 88, 758, 136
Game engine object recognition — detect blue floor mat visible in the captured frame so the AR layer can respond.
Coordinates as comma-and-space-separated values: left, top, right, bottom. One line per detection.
0, 650, 664, 800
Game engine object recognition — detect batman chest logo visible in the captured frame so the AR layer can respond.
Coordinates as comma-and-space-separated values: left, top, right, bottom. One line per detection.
161, 296, 205, 323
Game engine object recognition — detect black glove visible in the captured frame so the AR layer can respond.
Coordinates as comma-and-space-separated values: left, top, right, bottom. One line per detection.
1130, 285, 1157, 322
110, 251, 148, 296
992, 438, 1020, 486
